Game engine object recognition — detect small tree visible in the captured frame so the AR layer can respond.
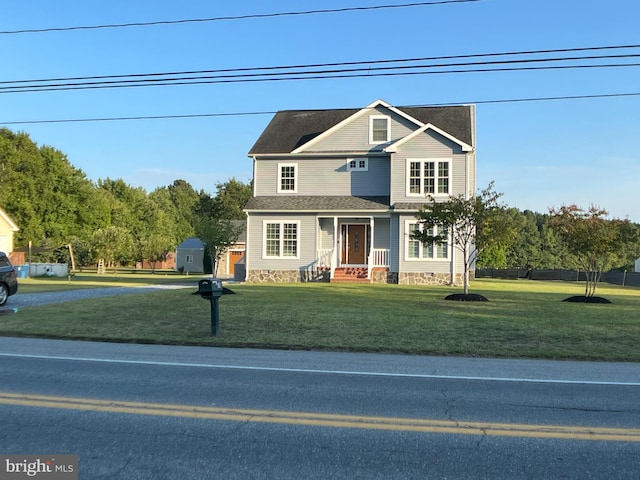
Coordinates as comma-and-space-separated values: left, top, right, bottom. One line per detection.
548, 205, 636, 298
412, 182, 514, 296
195, 219, 244, 277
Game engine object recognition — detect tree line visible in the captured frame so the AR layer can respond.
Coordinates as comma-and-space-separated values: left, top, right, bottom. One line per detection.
0, 128, 251, 270
477, 207, 640, 273
2, 127, 639, 275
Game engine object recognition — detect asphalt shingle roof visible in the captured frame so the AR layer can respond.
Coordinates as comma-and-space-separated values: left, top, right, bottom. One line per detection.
248, 105, 473, 155
245, 196, 391, 212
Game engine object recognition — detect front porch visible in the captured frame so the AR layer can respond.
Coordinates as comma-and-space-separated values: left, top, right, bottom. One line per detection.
314, 215, 391, 283
316, 247, 391, 283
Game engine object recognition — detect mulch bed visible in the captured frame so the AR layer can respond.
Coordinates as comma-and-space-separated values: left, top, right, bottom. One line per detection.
562, 296, 611, 304
444, 293, 489, 302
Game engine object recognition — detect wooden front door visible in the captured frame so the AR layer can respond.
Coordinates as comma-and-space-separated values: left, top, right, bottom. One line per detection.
342, 225, 367, 265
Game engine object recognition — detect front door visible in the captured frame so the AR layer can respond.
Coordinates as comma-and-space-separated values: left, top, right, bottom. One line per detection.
342, 225, 367, 265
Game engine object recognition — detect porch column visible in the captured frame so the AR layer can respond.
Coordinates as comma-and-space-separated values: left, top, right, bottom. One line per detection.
368, 216, 374, 279
331, 216, 338, 279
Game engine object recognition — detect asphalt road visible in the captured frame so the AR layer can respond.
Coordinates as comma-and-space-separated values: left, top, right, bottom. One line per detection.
0, 338, 639, 479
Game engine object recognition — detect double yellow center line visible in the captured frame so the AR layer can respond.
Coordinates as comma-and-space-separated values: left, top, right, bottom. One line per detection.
2, 391, 639, 442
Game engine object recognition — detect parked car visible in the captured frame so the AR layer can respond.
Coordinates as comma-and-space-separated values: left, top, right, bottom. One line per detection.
0, 252, 18, 306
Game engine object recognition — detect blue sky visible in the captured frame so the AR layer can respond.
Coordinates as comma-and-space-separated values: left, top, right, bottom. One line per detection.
2, 0, 640, 220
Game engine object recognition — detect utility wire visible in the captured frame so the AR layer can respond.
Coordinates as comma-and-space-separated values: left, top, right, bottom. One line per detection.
0, 0, 481, 34
2, 92, 640, 126
2, 60, 639, 94
3, 44, 640, 87
2, 51, 640, 94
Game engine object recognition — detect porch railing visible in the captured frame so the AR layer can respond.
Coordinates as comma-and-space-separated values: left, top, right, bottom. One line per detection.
316, 249, 334, 268
370, 248, 390, 267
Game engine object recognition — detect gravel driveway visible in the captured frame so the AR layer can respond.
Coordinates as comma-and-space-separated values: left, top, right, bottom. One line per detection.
7, 285, 193, 309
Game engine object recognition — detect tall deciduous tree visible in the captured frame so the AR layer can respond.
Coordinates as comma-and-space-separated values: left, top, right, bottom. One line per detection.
412, 182, 515, 295
209, 178, 252, 220
548, 205, 637, 298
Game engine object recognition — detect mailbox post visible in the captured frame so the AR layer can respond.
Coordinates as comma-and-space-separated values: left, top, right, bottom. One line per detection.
193, 279, 224, 336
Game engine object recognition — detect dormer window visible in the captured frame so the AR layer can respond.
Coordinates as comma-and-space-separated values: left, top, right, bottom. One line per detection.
369, 115, 390, 144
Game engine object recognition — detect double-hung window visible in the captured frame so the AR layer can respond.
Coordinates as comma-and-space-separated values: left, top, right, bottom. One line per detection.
406, 221, 449, 260
263, 221, 299, 258
369, 115, 390, 144
407, 158, 450, 196
277, 163, 297, 193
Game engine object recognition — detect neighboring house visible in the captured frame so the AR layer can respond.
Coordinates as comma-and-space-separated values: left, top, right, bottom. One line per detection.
244, 99, 476, 284
216, 220, 246, 279
175, 237, 205, 274
635, 257, 640, 273
0, 207, 19, 255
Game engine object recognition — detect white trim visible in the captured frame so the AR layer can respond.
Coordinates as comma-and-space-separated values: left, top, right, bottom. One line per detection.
386, 123, 473, 153
405, 158, 452, 197
262, 220, 300, 259
277, 163, 298, 193
0, 208, 19, 231
404, 220, 450, 262
369, 115, 390, 144
291, 99, 426, 154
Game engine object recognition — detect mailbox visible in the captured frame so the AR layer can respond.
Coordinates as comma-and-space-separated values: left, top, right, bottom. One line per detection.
193, 278, 225, 336
196, 279, 223, 299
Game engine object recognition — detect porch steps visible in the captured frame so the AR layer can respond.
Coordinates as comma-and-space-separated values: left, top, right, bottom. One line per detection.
331, 267, 370, 283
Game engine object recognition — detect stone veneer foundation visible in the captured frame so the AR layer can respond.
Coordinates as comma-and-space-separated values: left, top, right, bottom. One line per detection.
247, 269, 464, 285
398, 272, 463, 285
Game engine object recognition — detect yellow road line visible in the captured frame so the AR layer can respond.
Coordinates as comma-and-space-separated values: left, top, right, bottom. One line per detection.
1, 391, 639, 442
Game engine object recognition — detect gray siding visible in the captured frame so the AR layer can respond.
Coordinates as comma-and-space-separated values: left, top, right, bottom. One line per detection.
254, 156, 389, 196
246, 213, 317, 271
176, 248, 204, 273
318, 218, 334, 250
308, 106, 419, 152
373, 217, 390, 249
390, 130, 470, 206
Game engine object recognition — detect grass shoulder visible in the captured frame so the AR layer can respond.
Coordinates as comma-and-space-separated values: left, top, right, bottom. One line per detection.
2, 278, 639, 362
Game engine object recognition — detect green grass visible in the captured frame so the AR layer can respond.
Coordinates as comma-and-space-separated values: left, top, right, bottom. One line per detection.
2, 278, 639, 361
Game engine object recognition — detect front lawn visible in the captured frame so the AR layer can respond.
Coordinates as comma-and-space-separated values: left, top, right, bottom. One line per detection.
1, 279, 639, 361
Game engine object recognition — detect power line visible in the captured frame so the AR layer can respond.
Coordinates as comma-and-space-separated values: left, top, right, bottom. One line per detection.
3, 44, 640, 87
0, 1, 481, 34
3, 92, 640, 126
2, 53, 640, 94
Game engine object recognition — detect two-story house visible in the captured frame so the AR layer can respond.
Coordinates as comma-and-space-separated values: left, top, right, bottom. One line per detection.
244, 99, 475, 284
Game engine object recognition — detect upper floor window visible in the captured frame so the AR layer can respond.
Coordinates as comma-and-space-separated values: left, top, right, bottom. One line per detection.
278, 163, 297, 193
347, 158, 368, 171
406, 222, 449, 261
369, 115, 390, 144
407, 158, 450, 196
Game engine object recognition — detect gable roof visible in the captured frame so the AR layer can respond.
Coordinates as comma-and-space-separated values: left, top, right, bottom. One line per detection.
177, 237, 204, 249
248, 100, 474, 155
